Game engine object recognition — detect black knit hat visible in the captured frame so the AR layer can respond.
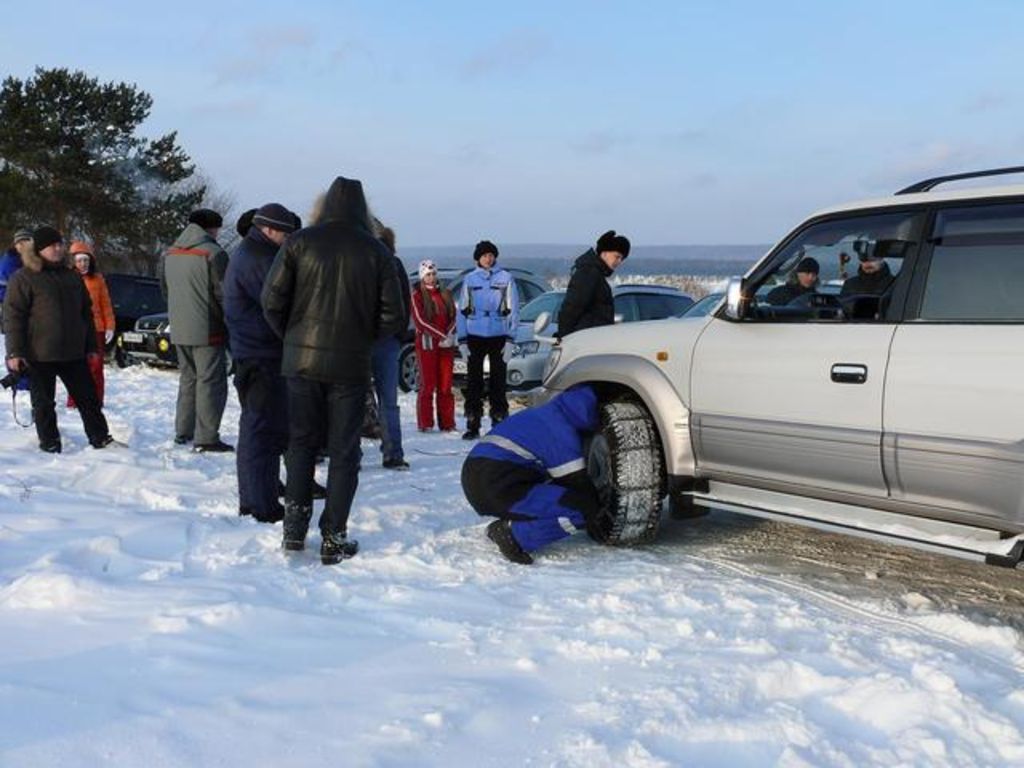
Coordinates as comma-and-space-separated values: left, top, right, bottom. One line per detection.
236, 208, 257, 238
596, 230, 630, 258
188, 208, 224, 229
252, 203, 298, 233
796, 256, 820, 274
473, 240, 498, 261
32, 225, 63, 252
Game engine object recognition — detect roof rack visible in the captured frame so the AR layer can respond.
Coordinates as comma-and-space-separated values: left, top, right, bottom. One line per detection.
896, 165, 1024, 195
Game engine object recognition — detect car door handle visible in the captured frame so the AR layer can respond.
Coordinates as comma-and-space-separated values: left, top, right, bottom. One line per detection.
831, 363, 867, 384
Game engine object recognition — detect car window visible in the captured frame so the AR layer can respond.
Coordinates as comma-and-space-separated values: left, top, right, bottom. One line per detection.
919, 203, 1024, 322
682, 293, 723, 317
520, 293, 563, 323
106, 276, 166, 318
751, 211, 922, 323
518, 279, 546, 306
635, 293, 693, 320
613, 295, 640, 322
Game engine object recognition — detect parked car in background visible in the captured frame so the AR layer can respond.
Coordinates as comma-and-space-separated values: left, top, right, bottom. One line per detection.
679, 291, 724, 318
104, 273, 166, 366
455, 284, 694, 392
398, 266, 551, 392
118, 311, 178, 367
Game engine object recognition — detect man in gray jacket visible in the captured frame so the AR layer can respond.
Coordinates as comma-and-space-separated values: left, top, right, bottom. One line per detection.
160, 208, 232, 452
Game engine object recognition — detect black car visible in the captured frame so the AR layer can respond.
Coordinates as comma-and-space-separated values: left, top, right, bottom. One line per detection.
118, 311, 177, 367
398, 267, 551, 392
104, 273, 167, 366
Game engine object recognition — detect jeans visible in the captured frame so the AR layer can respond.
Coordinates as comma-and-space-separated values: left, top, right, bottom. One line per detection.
285, 376, 367, 534
371, 336, 404, 462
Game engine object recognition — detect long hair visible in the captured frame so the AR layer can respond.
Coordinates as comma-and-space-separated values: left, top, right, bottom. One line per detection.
417, 278, 454, 323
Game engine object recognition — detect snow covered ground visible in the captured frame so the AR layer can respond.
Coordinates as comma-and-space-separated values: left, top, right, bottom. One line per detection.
1, 360, 1023, 767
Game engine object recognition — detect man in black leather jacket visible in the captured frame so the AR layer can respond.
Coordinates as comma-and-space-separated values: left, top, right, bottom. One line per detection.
262, 176, 406, 564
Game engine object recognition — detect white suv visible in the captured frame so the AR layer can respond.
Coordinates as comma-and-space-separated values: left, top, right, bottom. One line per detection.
541, 167, 1024, 568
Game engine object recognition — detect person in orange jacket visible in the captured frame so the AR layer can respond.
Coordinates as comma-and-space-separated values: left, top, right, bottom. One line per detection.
68, 241, 115, 407
410, 260, 457, 431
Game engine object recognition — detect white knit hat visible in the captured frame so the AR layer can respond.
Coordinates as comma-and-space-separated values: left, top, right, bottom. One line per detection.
418, 259, 437, 280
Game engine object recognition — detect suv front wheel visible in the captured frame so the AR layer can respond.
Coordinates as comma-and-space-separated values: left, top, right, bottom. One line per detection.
587, 398, 666, 545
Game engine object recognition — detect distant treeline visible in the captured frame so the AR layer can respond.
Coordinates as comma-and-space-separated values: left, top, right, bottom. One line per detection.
401, 243, 768, 279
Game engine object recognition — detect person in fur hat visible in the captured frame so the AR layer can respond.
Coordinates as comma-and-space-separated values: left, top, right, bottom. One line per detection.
67, 241, 115, 407
557, 229, 630, 338
455, 239, 519, 440
3, 226, 114, 453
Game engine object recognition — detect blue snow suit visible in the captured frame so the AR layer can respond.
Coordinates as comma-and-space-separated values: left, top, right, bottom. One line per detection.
461, 384, 601, 553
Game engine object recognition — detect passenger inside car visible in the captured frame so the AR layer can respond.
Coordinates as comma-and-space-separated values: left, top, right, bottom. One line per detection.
765, 256, 820, 305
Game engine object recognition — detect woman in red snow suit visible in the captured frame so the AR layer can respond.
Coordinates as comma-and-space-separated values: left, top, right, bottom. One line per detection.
411, 260, 456, 431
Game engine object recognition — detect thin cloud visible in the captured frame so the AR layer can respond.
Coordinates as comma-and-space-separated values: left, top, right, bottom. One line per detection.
691, 172, 717, 188
861, 142, 983, 191
213, 25, 316, 85
962, 92, 1009, 115
570, 131, 633, 155
461, 29, 551, 79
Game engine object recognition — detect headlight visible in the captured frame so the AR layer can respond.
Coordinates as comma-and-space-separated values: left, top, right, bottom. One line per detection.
513, 340, 540, 357
542, 347, 562, 382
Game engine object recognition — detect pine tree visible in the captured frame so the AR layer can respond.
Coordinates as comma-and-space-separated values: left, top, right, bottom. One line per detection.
0, 67, 205, 273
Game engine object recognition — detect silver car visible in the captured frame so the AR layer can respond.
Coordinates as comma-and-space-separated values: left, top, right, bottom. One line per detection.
491, 285, 694, 391
541, 166, 1024, 568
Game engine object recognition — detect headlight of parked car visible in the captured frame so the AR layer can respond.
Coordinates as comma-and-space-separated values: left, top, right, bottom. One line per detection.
513, 340, 540, 358
542, 346, 562, 382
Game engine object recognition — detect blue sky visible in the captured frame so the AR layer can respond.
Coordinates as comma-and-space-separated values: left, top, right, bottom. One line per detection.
3, 0, 1023, 246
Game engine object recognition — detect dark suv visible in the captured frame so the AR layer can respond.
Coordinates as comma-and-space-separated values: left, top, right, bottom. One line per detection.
104, 273, 167, 366
119, 311, 177, 367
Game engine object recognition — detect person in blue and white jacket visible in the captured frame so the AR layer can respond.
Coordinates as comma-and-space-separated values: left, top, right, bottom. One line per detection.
461, 384, 603, 564
455, 240, 519, 440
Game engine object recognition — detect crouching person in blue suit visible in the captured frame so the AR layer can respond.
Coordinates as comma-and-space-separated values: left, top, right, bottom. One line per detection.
461, 384, 602, 564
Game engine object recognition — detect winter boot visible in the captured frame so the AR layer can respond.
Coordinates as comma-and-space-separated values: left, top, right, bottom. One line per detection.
320, 531, 359, 565
486, 520, 534, 565
462, 414, 481, 441
282, 502, 313, 551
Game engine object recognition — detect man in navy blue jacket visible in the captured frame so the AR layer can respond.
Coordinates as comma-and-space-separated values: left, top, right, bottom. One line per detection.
461, 384, 602, 564
224, 203, 298, 523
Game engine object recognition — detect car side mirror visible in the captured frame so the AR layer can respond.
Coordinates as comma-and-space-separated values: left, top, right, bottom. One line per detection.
533, 311, 551, 335
723, 277, 747, 320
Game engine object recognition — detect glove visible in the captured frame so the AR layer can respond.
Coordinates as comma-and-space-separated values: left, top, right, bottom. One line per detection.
458, 343, 469, 360
104, 330, 114, 345
502, 340, 514, 363
439, 332, 455, 349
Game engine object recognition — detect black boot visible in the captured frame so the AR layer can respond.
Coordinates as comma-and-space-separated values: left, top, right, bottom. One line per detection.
486, 519, 533, 565
462, 415, 481, 441
321, 531, 359, 565
282, 502, 313, 551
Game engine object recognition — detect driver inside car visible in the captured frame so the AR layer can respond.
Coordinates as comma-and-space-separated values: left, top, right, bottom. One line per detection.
765, 256, 820, 305
841, 247, 895, 297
